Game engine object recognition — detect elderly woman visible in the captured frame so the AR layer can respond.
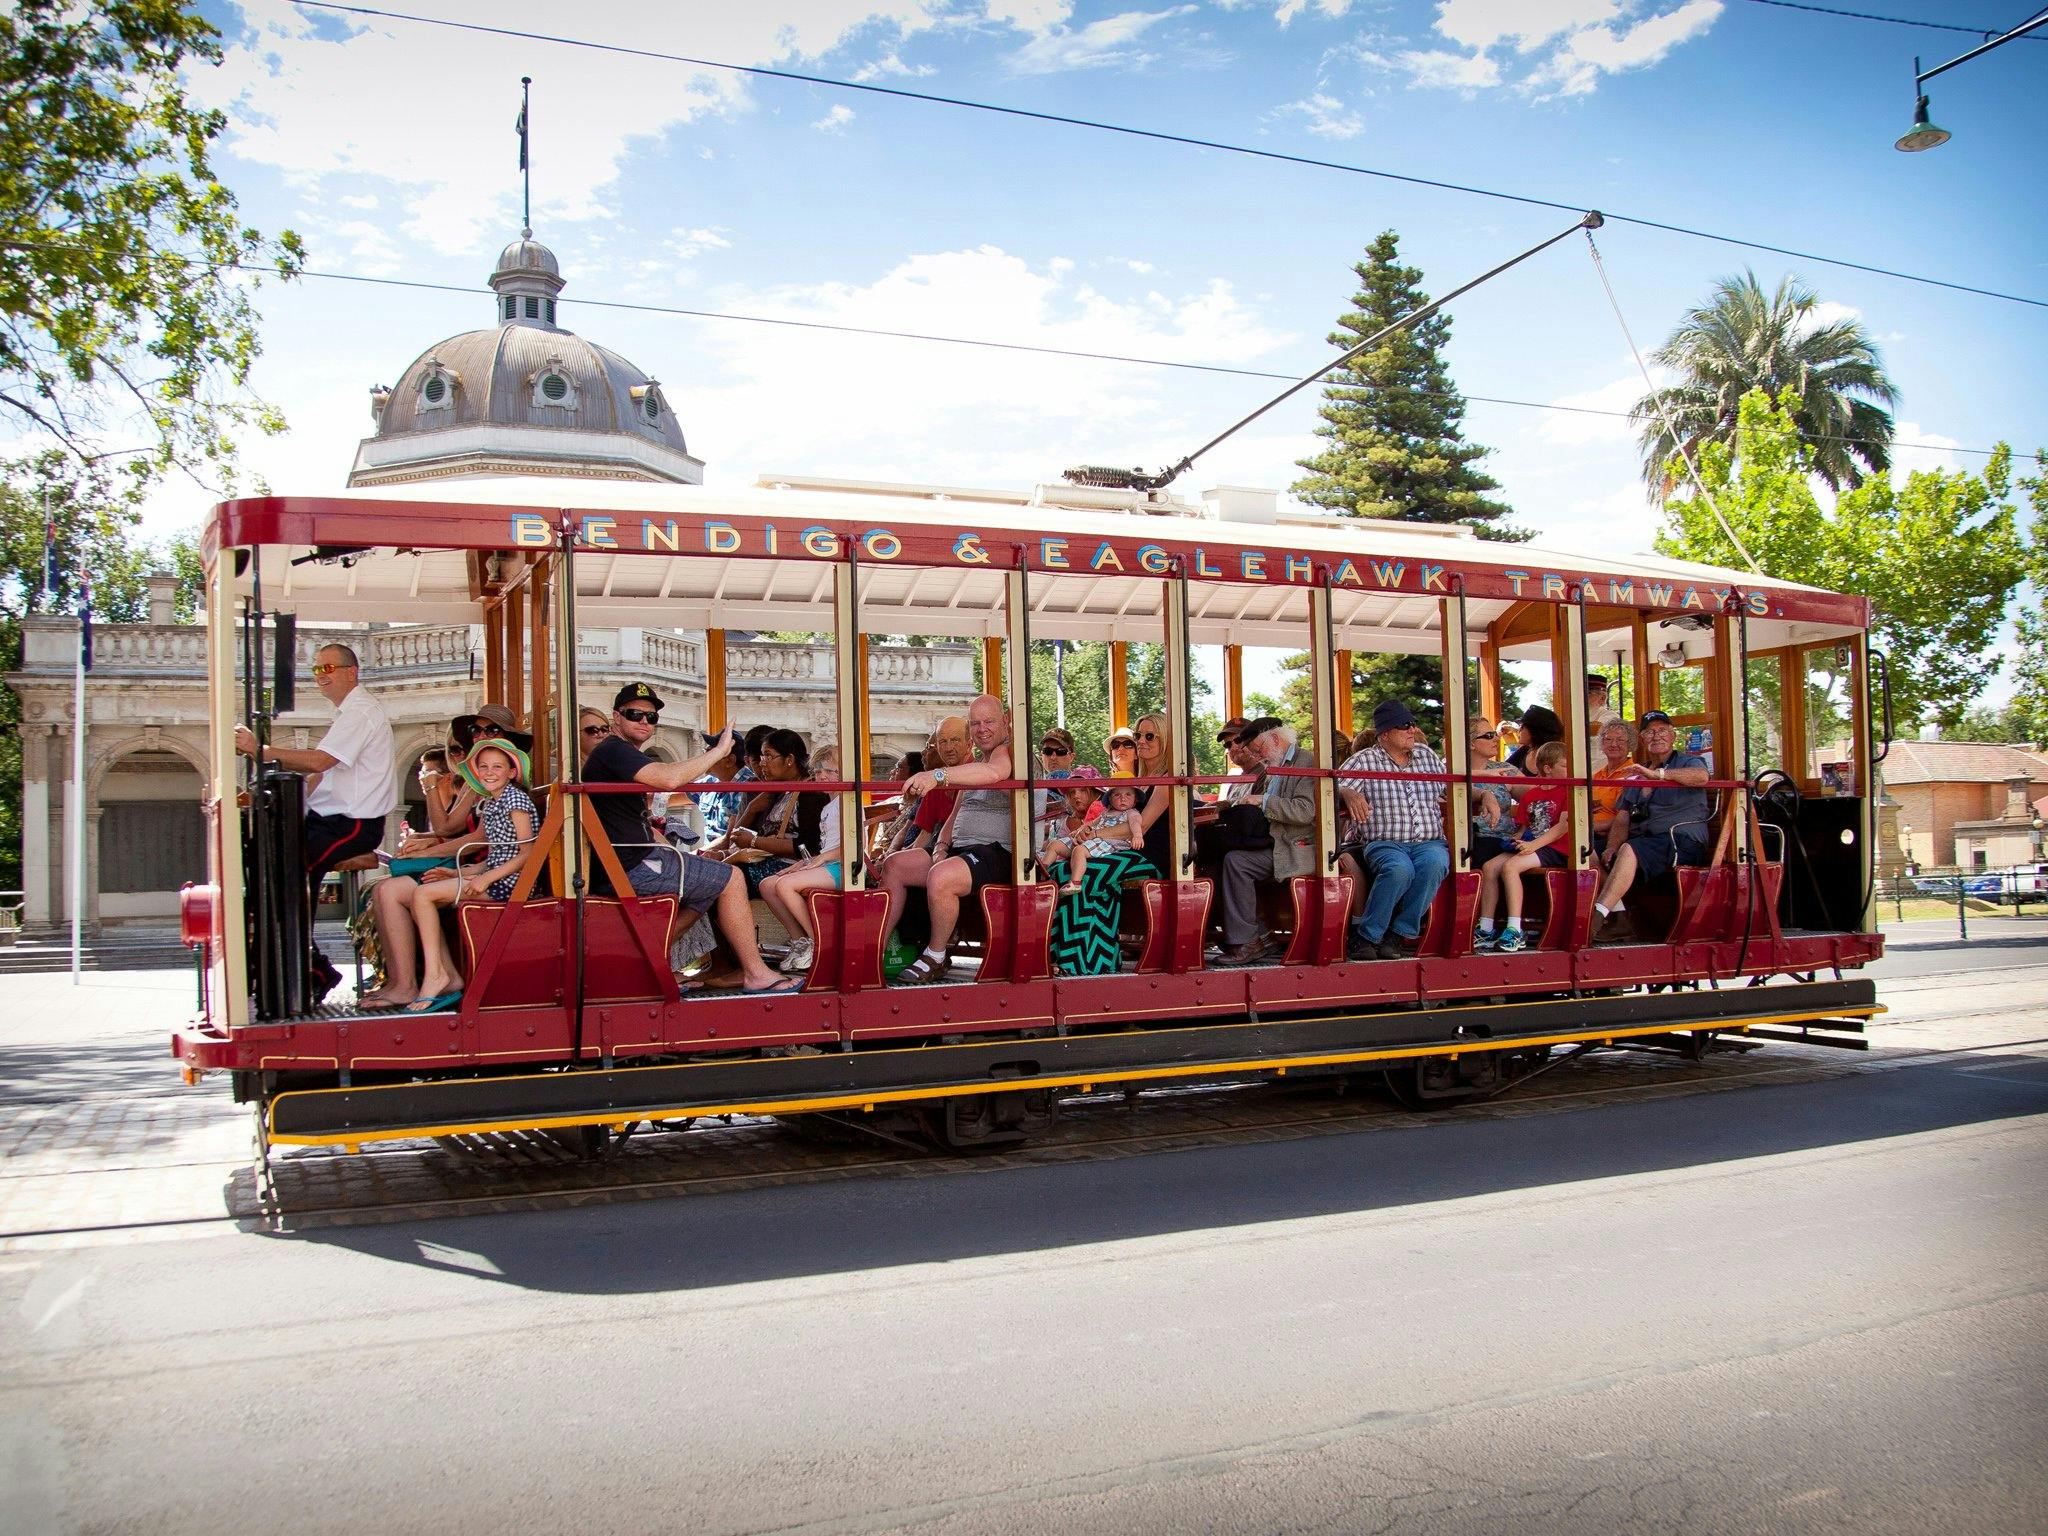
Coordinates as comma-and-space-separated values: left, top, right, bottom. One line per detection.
1591, 717, 1640, 838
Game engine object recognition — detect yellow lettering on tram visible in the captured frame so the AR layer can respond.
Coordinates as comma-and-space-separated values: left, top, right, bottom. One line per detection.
1422, 564, 1447, 592
1040, 537, 1069, 569
1607, 578, 1634, 604
511, 515, 551, 547
1194, 548, 1222, 578
861, 528, 902, 561
1746, 590, 1771, 616
1504, 570, 1530, 596
705, 521, 742, 554
801, 525, 840, 558
1371, 560, 1405, 588
953, 533, 990, 565
581, 516, 617, 549
1644, 582, 1675, 607
1089, 542, 1123, 573
643, 520, 682, 553
1240, 550, 1266, 580
1137, 544, 1169, 575
765, 524, 779, 555
1284, 553, 1313, 583
1541, 574, 1566, 601
1682, 586, 1703, 609
1332, 560, 1362, 587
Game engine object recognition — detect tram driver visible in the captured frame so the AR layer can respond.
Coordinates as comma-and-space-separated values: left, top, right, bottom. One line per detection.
1590, 709, 1712, 942
234, 641, 399, 1002
582, 683, 800, 995
884, 694, 1015, 984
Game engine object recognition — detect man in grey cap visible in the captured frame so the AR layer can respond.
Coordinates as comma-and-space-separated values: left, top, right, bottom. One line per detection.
1336, 698, 1451, 960
1213, 715, 1317, 964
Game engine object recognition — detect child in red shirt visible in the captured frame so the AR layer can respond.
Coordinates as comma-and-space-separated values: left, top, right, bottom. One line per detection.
1475, 740, 1572, 953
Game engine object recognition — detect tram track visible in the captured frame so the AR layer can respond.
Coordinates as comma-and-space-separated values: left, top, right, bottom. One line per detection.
5, 1010, 2044, 1246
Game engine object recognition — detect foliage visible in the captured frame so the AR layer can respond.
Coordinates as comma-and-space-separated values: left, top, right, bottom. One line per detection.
1023, 641, 1224, 778
1632, 270, 1897, 495
1292, 230, 1517, 536
0, 0, 302, 488
1656, 389, 2027, 734
2002, 456, 2048, 746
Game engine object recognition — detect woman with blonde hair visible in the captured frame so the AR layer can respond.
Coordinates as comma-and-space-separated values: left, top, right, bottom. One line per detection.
1130, 712, 1176, 878
759, 745, 846, 974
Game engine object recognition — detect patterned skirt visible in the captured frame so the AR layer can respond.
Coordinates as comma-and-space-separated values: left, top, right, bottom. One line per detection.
1049, 846, 1157, 977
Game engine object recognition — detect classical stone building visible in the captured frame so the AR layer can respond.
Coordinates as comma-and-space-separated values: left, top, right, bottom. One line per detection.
6, 229, 967, 929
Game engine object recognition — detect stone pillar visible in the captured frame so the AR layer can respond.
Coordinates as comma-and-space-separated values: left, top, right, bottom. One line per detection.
18, 723, 52, 928
145, 570, 177, 626
84, 806, 104, 932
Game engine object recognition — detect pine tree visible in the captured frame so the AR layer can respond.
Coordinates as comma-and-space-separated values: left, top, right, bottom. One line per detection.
1286, 231, 1519, 739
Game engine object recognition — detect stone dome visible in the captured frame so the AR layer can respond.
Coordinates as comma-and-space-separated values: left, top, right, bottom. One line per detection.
349, 232, 703, 488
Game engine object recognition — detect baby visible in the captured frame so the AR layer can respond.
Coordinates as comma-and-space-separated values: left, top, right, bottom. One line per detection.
1040, 777, 1141, 893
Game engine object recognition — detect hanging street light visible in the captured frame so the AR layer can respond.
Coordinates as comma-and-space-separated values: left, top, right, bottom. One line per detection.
1893, 13, 2048, 153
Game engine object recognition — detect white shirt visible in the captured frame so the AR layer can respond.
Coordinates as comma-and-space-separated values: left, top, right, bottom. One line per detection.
305, 685, 399, 820
1222, 770, 1257, 803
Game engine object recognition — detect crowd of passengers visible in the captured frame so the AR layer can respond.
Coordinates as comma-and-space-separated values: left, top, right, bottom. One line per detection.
241, 646, 1714, 1014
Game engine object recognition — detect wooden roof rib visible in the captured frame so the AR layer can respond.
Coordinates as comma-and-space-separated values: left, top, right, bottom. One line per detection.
211, 475, 1870, 654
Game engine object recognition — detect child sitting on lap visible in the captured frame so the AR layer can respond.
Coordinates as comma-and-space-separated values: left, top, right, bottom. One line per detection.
407, 736, 537, 1012
1475, 740, 1571, 954
760, 746, 845, 975
1038, 773, 1139, 893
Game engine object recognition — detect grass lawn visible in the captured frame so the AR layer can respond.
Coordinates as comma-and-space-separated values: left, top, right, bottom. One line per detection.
1880, 895, 2045, 923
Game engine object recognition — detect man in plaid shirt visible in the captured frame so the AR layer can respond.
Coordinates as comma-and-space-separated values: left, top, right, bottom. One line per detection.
1337, 699, 1451, 960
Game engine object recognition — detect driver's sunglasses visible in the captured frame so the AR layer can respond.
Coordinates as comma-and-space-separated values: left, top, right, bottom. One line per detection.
309, 661, 353, 678
618, 708, 660, 725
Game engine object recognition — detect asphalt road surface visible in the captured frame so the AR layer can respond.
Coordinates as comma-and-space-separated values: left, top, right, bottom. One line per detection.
2, 935, 2044, 1535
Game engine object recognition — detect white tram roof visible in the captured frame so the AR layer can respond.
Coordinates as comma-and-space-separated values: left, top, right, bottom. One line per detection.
216, 474, 1868, 657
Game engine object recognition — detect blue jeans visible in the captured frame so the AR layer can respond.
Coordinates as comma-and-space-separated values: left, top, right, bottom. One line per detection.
1352, 838, 1451, 944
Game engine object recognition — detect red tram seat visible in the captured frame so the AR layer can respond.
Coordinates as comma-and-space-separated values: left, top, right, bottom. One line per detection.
457, 897, 570, 1009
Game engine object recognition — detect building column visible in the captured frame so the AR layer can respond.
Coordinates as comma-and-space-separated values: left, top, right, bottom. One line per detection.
84, 806, 104, 932
18, 724, 52, 928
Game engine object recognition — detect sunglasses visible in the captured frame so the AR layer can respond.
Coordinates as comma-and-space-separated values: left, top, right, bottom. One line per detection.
310, 661, 353, 678
581, 724, 608, 737
1136, 730, 1159, 741
618, 708, 660, 725
1474, 731, 1498, 740
1041, 743, 1072, 755
1109, 738, 1135, 749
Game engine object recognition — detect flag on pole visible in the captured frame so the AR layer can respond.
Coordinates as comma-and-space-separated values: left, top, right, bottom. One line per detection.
79, 575, 92, 672
42, 502, 56, 602
515, 101, 528, 170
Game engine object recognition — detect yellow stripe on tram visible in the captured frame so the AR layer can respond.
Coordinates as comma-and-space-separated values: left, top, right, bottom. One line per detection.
267, 1006, 1880, 1148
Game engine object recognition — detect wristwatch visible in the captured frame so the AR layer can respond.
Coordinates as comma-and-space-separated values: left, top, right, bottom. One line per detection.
934, 767, 948, 787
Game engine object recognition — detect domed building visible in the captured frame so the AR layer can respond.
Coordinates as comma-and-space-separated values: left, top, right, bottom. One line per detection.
348, 233, 704, 486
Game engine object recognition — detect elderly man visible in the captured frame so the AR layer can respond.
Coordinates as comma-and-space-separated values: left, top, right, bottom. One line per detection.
582, 682, 796, 994
1585, 672, 1621, 742
875, 714, 971, 869
1214, 716, 1317, 964
236, 641, 399, 1000
887, 695, 1015, 984
1591, 708, 1712, 940
1337, 699, 1451, 960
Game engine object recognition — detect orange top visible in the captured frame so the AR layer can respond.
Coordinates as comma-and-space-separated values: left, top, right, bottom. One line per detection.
1592, 759, 1638, 816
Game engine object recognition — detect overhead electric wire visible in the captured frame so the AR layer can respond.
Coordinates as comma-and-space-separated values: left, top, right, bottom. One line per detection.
1737, 0, 2048, 38
288, 1, 2046, 312
0, 231, 2018, 463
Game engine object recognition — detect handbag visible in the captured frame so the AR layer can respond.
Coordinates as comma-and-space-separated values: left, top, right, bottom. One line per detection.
388, 855, 457, 877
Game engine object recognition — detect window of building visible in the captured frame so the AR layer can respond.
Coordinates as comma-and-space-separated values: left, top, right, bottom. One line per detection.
524, 296, 540, 319
504, 296, 517, 321
541, 373, 569, 402
545, 299, 556, 323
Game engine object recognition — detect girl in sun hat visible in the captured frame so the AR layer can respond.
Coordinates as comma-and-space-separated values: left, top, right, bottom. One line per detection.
403, 736, 538, 1012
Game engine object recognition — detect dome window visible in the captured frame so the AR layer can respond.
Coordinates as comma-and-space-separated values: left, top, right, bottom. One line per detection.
545, 298, 557, 323
416, 357, 459, 413
524, 296, 540, 319
529, 354, 581, 410
630, 381, 667, 429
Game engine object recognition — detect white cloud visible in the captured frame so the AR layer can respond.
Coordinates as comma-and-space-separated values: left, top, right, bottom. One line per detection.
852, 51, 937, 80
338, 192, 379, 211
1008, 7, 1196, 73
1377, 0, 1720, 97
1274, 0, 1356, 25
1276, 91, 1368, 137
196, 1, 962, 255
679, 245, 1295, 489
669, 226, 732, 261
1535, 368, 1651, 446
813, 104, 857, 133
1125, 258, 1157, 274
983, 0, 1074, 29
1890, 420, 1961, 477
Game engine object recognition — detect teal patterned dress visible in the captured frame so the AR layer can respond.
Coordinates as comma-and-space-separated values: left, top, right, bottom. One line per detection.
1049, 845, 1157, 976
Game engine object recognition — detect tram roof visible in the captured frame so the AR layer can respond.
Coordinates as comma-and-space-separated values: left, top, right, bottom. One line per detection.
212, 476, 1868, 654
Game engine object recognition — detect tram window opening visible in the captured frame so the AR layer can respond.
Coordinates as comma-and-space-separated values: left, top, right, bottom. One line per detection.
1746, 657, 1786, 772
1800, 645, 1857, 791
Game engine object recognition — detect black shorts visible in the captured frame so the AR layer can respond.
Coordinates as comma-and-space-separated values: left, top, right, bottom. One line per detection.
304, 812, 384, 889
1629, 829, 1708, 879
950, 843, 1014, 891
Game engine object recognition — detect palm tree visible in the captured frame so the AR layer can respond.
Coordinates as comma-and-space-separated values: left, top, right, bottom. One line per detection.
1632, 271, 1898, 494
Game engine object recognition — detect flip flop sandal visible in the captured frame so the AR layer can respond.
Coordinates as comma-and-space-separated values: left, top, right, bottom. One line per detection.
742, 975, 803, 995
894, 951, 952, 985
403, 992, 462, 1013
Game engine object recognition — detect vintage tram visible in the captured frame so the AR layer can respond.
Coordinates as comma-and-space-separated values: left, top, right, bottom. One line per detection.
172, 473, 1884, 1160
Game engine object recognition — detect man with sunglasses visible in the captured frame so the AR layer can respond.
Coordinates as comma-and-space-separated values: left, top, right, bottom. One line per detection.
1591, 708, 1712, 941
582, 683, 798, 993
235, 642, 399, 1000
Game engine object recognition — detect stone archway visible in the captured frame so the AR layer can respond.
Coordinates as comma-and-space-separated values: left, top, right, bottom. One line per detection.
90, 735, 210, 922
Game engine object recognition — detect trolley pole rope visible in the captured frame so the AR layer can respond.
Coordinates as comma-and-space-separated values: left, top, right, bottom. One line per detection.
1137, 212, 1604, 490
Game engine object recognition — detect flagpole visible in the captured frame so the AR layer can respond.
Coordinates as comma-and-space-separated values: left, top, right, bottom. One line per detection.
70, 581, 86, 984
518, 75, 532, 238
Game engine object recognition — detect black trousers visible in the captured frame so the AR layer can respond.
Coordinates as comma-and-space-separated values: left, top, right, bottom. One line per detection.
304, 812, 383, 980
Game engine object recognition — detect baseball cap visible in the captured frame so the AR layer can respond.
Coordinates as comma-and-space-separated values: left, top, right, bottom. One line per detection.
613, 681, 664, 712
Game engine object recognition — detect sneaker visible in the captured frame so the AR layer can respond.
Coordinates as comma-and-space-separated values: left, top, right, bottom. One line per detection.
1375, 939, 1406, 961
1495, 927, 1526, 953
782, 937, 815, 972
1473, 929, 1500, 952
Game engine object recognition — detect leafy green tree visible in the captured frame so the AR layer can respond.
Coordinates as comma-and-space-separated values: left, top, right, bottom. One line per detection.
1287, 230, 1517, 737
1657, 389, 2026, 734
1, 0, 302, 485
2001, 456, 2048, 746
1024, 641, 1223, 779
1632, 271, 1897, 495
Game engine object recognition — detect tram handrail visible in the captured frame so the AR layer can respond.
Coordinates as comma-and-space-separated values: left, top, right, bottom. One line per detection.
560, 769, 1778, 793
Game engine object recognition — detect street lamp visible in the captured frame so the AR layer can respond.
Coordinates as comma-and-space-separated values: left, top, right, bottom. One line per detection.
1894, 14, 2048, 153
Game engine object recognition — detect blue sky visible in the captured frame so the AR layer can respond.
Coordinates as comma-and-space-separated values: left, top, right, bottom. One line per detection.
153, 0, 2044, 692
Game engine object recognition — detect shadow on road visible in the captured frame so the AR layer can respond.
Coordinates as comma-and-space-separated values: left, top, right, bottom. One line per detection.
274, 1046, 2048, 1297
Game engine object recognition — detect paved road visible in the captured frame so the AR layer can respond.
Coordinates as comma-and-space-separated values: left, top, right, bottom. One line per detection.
3, 953, 2045, 1534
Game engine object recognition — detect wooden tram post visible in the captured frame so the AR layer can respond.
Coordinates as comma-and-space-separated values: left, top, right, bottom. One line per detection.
1332, 649, 1355, 740
832, 565, 866, 892
1850, 631, 1878, 934
1162, 570, 1195, 882
1439, 587, 1472, 872
1711, 612, 1750, 825
503, 575, 526, 725
1558, 595, 1594, 875
1306, 583, 1339, 877
982, 636, 1004, 701
1631, 611, 1658, 715
1476, 635, 1502, 745
855, 634, 873, 788
704, 628, 728, 732
1108, 639, 1130, 730
206, 543, 250, 1026
527, 553, 552, 781
548, 540, 581, 913
1222, 644, 1243, 721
